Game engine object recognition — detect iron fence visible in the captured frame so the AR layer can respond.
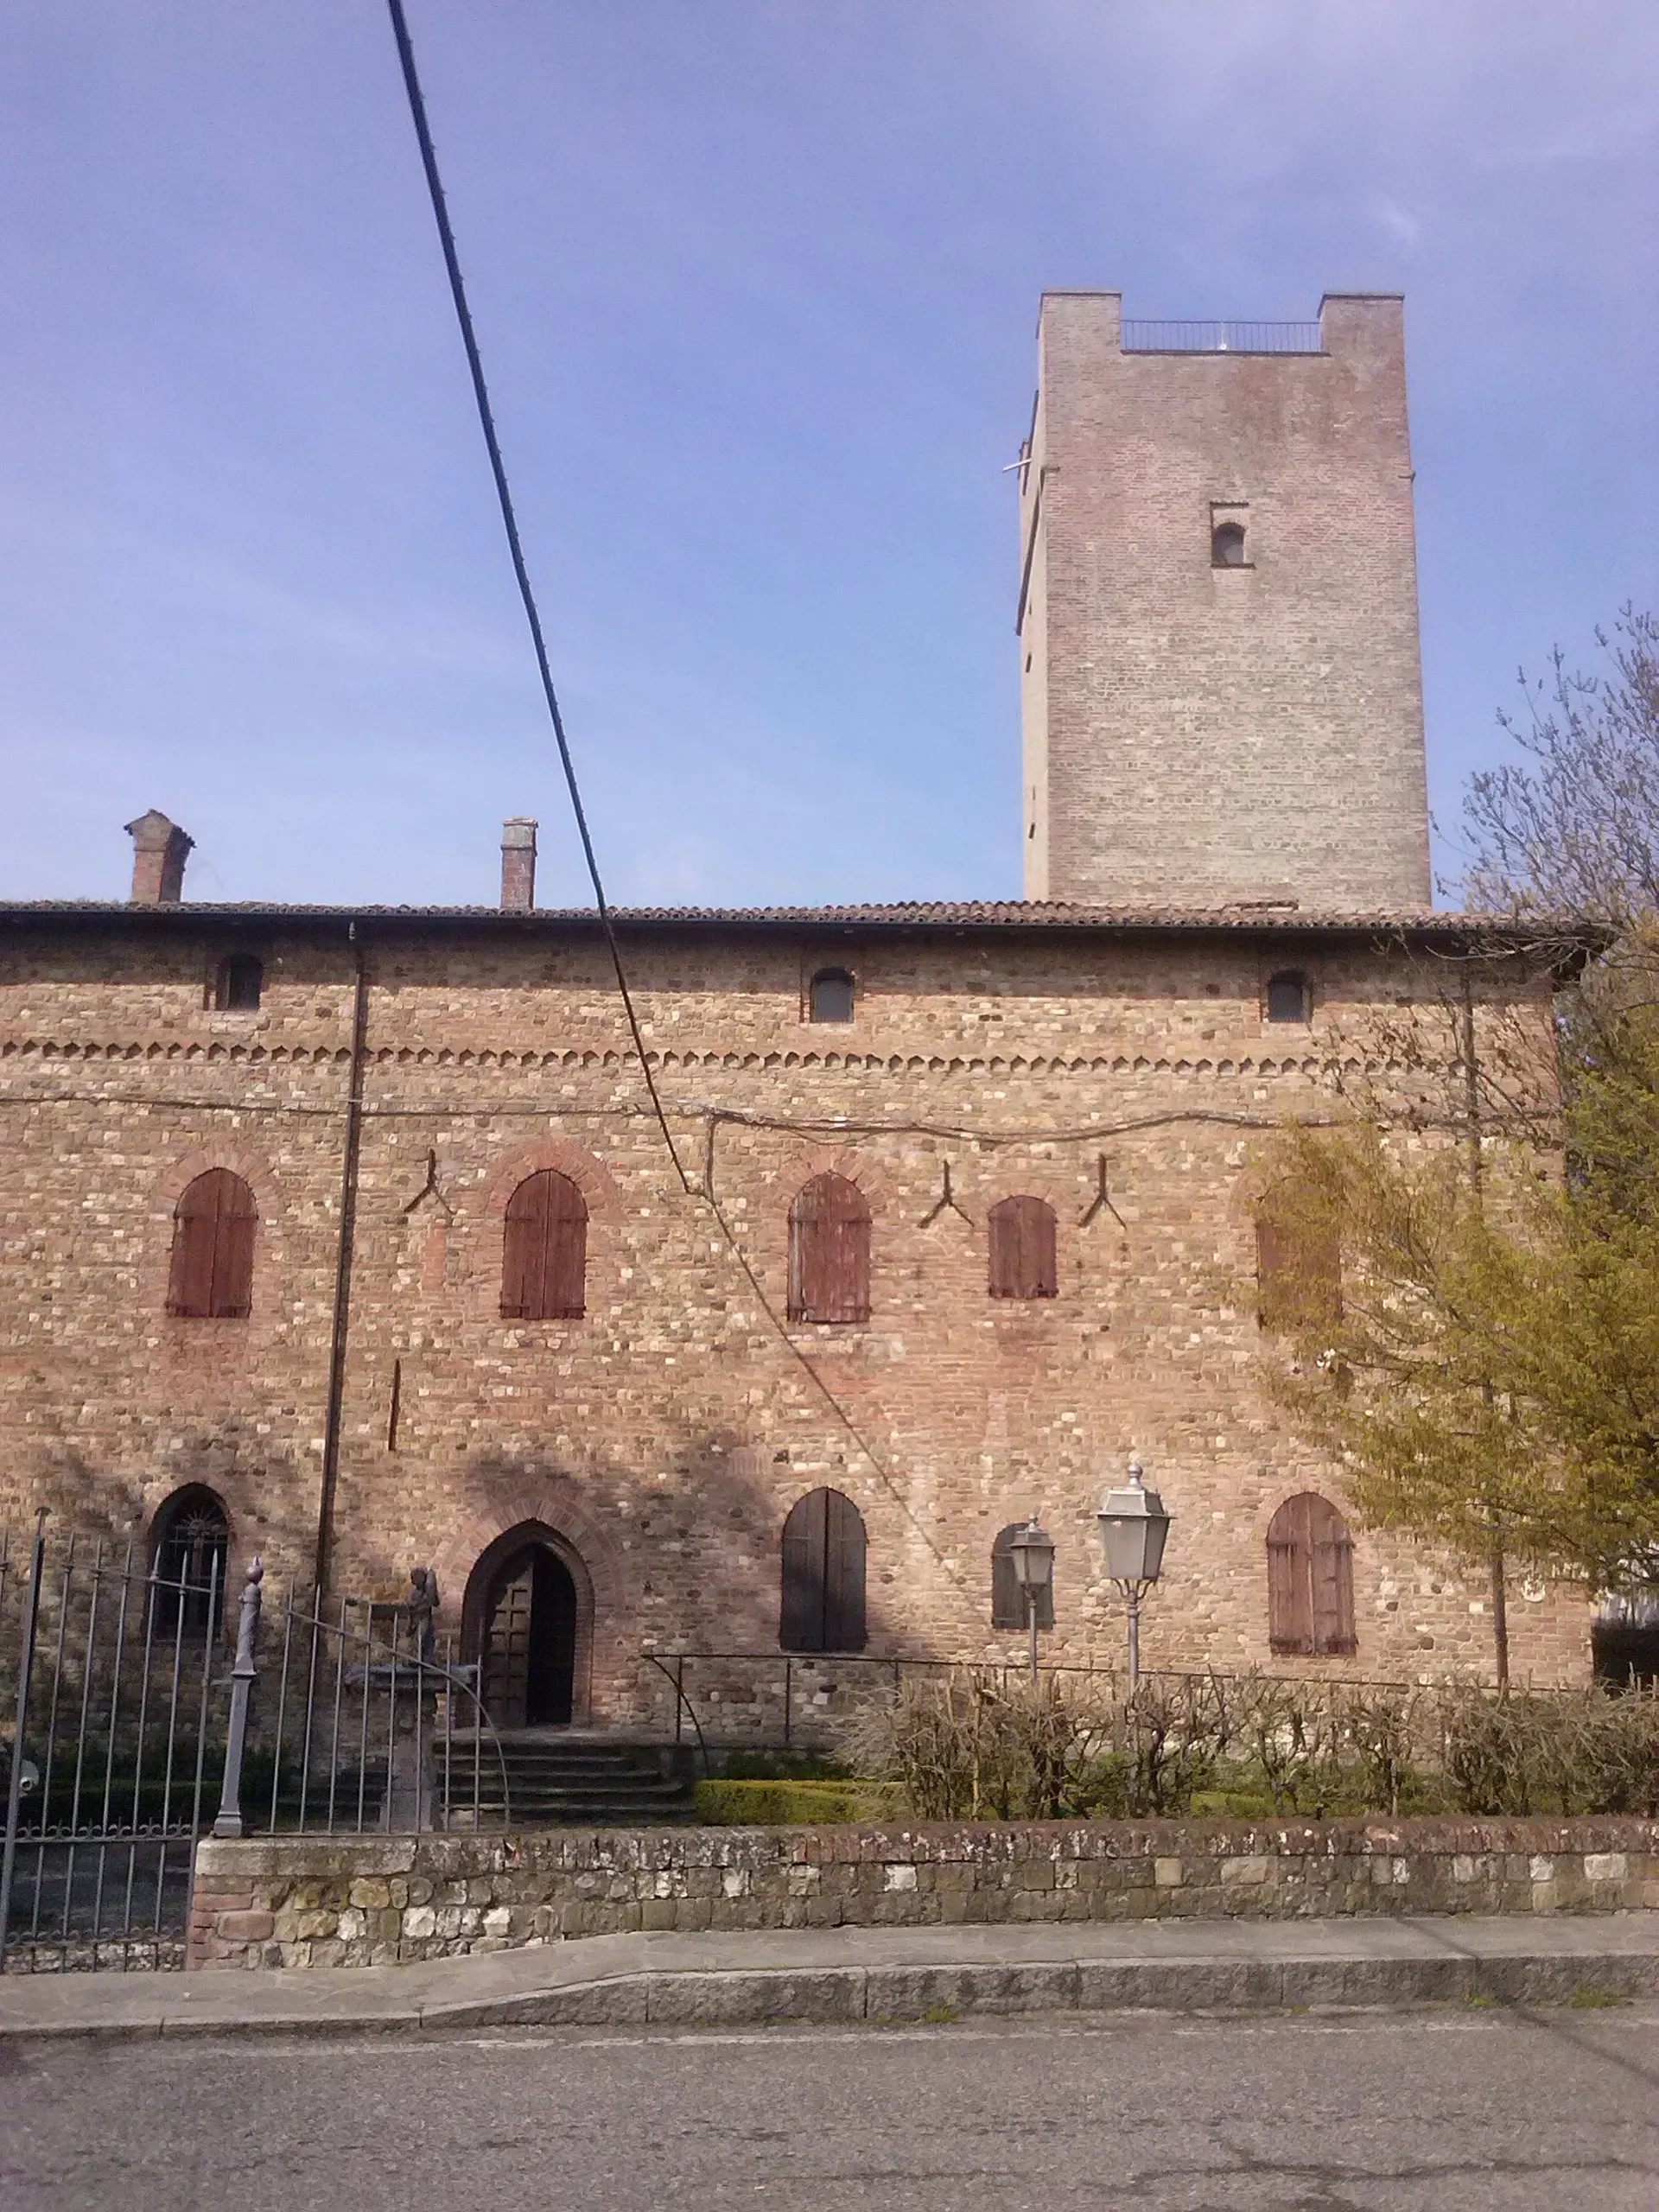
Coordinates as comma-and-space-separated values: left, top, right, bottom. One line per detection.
1121, 319, 1325, 354
1, 1524, 510, 1973
639, 1648, 1416, 1757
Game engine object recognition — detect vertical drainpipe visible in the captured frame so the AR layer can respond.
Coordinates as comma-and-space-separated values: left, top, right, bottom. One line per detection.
314, 921, 370, 1596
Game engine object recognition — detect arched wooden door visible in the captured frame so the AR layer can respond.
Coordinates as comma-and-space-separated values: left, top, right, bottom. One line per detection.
480, 1541, 578, 1726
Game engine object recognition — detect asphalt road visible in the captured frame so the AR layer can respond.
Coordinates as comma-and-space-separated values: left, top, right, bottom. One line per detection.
3, 2004, 1657, 2211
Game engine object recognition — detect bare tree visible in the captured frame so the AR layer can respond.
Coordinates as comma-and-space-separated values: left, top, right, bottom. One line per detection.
1458, 607, 1659, 925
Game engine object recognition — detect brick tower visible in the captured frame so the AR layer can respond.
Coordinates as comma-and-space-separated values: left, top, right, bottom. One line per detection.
1018, 293, 1432, 910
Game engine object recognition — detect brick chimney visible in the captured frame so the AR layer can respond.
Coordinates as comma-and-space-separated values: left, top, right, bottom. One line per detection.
124, 810, 194, 905
500, 817, 537, 912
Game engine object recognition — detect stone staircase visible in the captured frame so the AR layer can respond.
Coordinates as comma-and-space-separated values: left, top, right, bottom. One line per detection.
440, 1730, 700, 1827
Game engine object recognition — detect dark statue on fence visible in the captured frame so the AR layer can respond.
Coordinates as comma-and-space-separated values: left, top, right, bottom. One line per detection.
405, 1565, 439, 1664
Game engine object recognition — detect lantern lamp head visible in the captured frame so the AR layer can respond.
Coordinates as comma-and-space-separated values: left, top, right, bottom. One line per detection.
1007, 1514, 1056, 1592
1096, 1459, 1173, 1587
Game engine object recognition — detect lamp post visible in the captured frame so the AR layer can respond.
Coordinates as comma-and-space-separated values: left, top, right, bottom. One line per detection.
1007, 1515, 1056, 1684
1096, 1460, 1172, 1691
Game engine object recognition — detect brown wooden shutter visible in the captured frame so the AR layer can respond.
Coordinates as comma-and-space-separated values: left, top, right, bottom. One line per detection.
822, 1488, 868, 1651
780, 1489, 828, 1650
788, 1173, 871, 1324
988, 1196, 1058, 1300
1308, 1494, 1357, 1656
1255, 1203, 1341, 1333
1267, 1493, 1315, 1655
167, 1169, 255, 1319
992, 1522, 1053, 1629
780, 1487, 868, 1651
501, 1171, 588, 1319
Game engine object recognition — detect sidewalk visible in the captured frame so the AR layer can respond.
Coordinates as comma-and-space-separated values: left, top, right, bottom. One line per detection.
3, 1912, 1657, 2041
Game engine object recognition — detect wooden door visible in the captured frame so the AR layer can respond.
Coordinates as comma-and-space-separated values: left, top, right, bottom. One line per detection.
481, 1551, 536, 1728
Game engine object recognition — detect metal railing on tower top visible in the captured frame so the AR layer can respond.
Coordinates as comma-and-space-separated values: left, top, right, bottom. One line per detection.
1121, 320, 1325, 355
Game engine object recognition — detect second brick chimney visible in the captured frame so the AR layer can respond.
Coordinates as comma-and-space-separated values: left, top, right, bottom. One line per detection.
500, 817, 537, 912
124, 810, 194, 905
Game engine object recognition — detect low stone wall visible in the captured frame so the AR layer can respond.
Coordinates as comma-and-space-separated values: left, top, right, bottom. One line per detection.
188, 1816, 1659, 1969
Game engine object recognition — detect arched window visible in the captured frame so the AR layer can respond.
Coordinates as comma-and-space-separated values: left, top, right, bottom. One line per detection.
991, 1522, 1055, 1630
1266, 971, 1311, 1024
149, 1486, 231, 1638
1211, 519, 1247, 567
1255, 1186, 1341, 1335
788, 1173, 871, 1324
1267, 1492, 1356, 1656
988, 1195, 1058, 1300
808, 968, 855, 1024
501, 1169, 588, 1319
780, 1487, 868, 1651
166, 1169, 257, 1319
213, 955, 264, 1011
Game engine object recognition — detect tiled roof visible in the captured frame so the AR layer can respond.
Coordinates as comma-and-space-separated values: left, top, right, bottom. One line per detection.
0, 897, 1596, 944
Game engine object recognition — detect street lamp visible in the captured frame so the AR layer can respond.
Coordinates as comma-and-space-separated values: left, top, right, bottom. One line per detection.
1096, 1459, 1172, 1691
1007, 1515, 1056, 1683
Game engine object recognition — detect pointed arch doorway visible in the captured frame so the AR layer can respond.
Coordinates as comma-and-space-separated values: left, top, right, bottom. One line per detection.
463, 1522, 591, 1728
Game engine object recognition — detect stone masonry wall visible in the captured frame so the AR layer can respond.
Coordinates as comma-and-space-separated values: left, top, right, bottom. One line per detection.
0, 910, 1589, 1722
186, 1817, 1659, 1970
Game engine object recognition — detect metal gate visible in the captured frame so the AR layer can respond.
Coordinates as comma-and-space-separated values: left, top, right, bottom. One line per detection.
2, 1520, 511, 1974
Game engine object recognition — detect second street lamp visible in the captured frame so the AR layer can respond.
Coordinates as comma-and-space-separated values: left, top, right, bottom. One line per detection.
1096, 1459, 1172, 1691
1007, 1515, 1056, 1683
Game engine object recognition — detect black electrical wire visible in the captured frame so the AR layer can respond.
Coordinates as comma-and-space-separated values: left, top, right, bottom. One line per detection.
384, 0, 693, 1196
382, 0, 977, 1586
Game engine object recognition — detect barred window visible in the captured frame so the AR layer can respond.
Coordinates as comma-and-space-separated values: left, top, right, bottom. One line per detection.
808, 968, 855, 1023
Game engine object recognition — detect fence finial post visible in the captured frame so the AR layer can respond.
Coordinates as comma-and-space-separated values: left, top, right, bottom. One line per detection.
212, 1559, 264, 1840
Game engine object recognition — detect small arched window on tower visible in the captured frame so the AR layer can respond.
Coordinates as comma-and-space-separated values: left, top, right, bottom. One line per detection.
149, 1485, 232, 1638
1266, 971, 1311, 1024
1267, 1492, 1357, 1656
788, 1173, 871, 1324
213, 954, 264, 1011
780, 1486, 868, 1652
808, 968, 855, 1024
988, 1196, 1058, 1300
166, 1169, 257, 1319
501, 1169, 588, 1319
1211, 518, 1248, 567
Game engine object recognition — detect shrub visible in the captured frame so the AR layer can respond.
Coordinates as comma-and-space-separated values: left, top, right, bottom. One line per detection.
693, 1778, 894, 1825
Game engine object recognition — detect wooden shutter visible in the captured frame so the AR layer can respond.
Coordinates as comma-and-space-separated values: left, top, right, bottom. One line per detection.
780, 1490, 828, 1650
1255, 1204, 1340, 1333
780, 1487, 868, 1651
1267, 1493, 1315, 1655
787, 1174, 871, 1324
167, 1169, 255, 1319
992, 1522, 1054, 1630
1308, 1494, 1357, 1656
822, 1488, 868, 1651
988, 1197, 1058, 1300
501, 1170, 587, 1319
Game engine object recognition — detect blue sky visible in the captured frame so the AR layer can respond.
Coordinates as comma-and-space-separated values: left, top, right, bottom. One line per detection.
2, 1, 1655, 909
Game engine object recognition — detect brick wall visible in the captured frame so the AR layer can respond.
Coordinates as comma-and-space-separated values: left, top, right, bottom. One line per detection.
0, 908, 1589, 1719
1021, 293, 1432, 909
186, 1817, 1659, 1969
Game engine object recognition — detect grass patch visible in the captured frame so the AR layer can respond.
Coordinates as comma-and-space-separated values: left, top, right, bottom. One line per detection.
1567, 1986, 1626, 2009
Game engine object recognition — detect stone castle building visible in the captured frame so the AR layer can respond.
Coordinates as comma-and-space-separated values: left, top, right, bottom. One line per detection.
0, 294, 1591, 1728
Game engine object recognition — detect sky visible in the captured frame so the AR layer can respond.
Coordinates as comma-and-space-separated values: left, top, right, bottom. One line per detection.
1, 0, 1655, 911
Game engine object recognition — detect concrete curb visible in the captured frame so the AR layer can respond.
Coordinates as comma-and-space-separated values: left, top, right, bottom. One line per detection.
6, 1944, 1657, 2044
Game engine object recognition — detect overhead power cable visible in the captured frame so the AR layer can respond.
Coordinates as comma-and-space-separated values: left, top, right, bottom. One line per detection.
381, 1, 976, 1587
383, 0, 692, 1197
